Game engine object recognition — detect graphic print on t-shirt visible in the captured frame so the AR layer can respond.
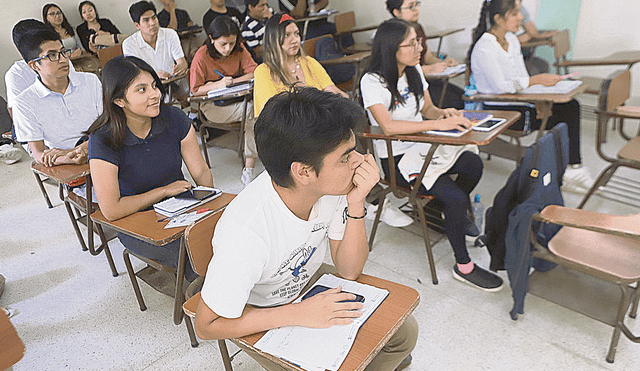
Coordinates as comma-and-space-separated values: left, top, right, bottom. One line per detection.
394, 86, 412, 108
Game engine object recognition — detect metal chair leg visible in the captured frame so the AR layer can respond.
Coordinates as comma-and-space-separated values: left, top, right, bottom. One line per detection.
184, 315, 199, 348
578, 164, 618, 209
199, 120, 211, 168
64, 200, 89, 251
630, 283, 639, 319
606, 285, 634, 363
33, 172, 53, 208
123, 249, 147, 311
367, 193, 387, 251
96, 224, 118, 277
218, 339, 234, 371
415, 199, 438, 285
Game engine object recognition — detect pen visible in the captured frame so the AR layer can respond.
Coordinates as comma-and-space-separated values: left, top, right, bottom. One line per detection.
213, 69, 225, 79
439, 53, 445, 60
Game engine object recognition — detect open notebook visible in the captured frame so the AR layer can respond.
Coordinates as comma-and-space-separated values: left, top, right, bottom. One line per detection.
520, 80, 583, 94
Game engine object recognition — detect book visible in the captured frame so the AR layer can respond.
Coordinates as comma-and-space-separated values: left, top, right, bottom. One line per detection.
520, 80, 583, 94
206, 80, 253, 99
153, 186, 222, 218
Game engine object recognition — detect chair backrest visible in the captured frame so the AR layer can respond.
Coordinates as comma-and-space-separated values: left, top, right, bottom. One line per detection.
553, 29, 571, 59
598, 69, 631, 112
302, 34, 332, 57
183, 210, 226, 276
0, 312, 25, 370
334, 11, 356, 34
97, 44, 123, 67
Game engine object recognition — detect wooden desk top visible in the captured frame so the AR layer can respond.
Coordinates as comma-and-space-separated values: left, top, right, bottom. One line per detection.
178, 26, 204, 37
0, 312, 25, 370
296, 9, 339, 22
161, 70, 189, 85
320, 51, 371, 66
237, 273, 420, 371
423, 27, 465, 40
520, 36, 553, 48
359, 110, 521, 146
465, 84, 587, 105
556, 50, 640, 68
187, 88, 253, 103
31, 162, 89, 183
90, 192, 236, 246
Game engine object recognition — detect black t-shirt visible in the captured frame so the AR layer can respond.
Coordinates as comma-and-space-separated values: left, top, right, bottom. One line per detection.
157, 8, 193, 31
202, 7, 243, 32
76, 18, 121, 53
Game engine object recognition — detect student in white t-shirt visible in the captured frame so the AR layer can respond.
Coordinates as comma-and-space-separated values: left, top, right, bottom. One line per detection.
361, 19, 503, 292
195, 87, 417, 371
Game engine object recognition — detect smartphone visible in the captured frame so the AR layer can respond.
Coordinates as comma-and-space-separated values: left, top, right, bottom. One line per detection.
472, 118, 507, 132
175, 189, 217, 200
301, 284, 365, 303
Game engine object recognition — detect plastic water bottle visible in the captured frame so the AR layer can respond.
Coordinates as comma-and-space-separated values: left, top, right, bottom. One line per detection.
464, 74, 481, 111
471, 194, 484, 233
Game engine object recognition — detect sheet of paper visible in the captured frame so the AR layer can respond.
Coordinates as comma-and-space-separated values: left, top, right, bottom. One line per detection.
520, 80, 583, 94
426, 63, 466, 77
163, 209, 214, 229
254, 274, 389, 371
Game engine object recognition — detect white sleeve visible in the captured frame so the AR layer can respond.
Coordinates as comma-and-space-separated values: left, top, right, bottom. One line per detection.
92, 74, 103, 115
360, 73, 390, 110
4, 69, 28, 109
12, 98, 42, 143
471, 40, 529, 94
167, 29, 185, 61
327, 196, 348, 241
200, 225, 268, 319
121, 36, 138, 58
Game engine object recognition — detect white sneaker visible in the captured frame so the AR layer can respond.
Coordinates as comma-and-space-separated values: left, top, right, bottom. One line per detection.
0, 144, 21, 165
366, 202, 413, 227
241, 167, 254, 187
562, 166, 594, 193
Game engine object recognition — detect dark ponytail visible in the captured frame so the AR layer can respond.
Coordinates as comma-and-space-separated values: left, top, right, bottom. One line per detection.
466, 0, 516, 71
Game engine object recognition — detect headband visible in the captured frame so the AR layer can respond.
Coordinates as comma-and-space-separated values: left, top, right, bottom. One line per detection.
279, 13, 295, 24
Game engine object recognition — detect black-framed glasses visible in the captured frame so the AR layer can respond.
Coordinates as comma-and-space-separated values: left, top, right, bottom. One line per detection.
31, 49, 72, 63
47, 11, 63, 17
398, 37, 423, 52
400, 1, 421, 11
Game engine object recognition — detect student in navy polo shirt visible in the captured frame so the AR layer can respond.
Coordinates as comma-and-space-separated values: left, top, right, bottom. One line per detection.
87, 56, 213, 281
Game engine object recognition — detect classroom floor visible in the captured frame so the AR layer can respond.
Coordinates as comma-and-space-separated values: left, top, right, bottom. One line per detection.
2, 98, 640, 370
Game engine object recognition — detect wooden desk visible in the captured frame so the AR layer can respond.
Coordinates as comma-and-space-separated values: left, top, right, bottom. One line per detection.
296, 9, 340, 40
520, 36, 553, 49
235, 273, 420, 371
317, 51, 371, 100
423, 27, 465, 55
161, 70, 189, 85
177, 26, 204, 38
555, 50, 640, 68
0, 312, 25, 371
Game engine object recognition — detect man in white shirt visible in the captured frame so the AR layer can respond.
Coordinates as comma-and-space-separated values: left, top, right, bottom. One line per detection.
122, 1, 187, 79
195, 88, 417, 371
12, 28, 102, 167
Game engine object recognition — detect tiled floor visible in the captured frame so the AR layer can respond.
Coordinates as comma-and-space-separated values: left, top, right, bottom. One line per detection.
2, 102, 639, 370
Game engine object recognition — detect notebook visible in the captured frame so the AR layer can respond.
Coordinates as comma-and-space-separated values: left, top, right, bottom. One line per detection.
425, 63, 466, 77
153, 186, 222, 218
520, 80, 583, 94
463, 111, 493, 126
207, 80, 253, 99
424, 127, 472, 137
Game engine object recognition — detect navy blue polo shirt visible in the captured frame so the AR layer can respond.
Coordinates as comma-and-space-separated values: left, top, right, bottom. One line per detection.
88, 105, 191, 198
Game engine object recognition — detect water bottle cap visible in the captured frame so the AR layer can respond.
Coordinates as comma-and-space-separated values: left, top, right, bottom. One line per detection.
474, 194, 480, 202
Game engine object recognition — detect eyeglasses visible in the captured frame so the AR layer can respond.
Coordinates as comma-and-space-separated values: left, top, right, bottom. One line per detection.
47, 11, 63, 17
31, 49, 72, 63
400, 1, 421, 11
398, 37, 423, 52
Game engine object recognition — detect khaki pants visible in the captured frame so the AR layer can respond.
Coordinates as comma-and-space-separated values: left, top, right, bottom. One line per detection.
242, 264, 419, 371
201, 100, 257, 159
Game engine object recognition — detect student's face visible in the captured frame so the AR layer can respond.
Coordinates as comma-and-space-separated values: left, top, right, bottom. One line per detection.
212, 35, 237, 57
281, 23, 301, 57
135, 10, 160, 36
30, 40, 70, 79
312, 134, 365, 196
495, 3, 523, 33
396, 28, 423, 69
249, 0, 270, 20
46, 7, 64, 27
81, 4, 97, 23
117, 71, 162, 119
394, 0, 420, 23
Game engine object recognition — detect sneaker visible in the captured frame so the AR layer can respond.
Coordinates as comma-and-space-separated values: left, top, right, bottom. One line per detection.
452, 264, 504, 292
562, 166, 594, 193
2, 307, 18, 319
395, 354, 412, 371
0, 144, 21, 164
366, 202, 413, 227
241, 167, 254, 187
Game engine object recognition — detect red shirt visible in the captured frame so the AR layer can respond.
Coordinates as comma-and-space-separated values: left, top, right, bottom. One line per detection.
189, 43, 258, 93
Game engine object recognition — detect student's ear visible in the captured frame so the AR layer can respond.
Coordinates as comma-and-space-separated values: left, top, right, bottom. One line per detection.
134, 22, 142, 31
113, 98, 126, 108
27, 60, 40, 73
392, 9, 401, 19
290, 161, 315, 186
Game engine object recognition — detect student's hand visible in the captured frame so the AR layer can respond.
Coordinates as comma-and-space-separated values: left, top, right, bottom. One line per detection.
444, 58, 458, 67
295, 287, 363, 328
162, 180, 193, 198
437, 115, 472, 131
440, 108, 462, 118
62, 147, 88, 164
172, 63, 187, 76
532, 73, 562, 86
71, 48, 83, 59
41, 148, 68, 167
424, 62, 447, 74
88, 41, 99, 53
213, 77, 233, 89
158, 70, 172, 80
347, 153, 380, 207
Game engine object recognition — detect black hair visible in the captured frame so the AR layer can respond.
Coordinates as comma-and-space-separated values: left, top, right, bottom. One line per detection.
466, 0, 517, 69
12, 19, 48, 49
386, 0, 404, 16
42, 4, 75, 37
206, 16, 242, 60
17, 28, 62, 62
364, 19, 423, 114
245, 0, 261, 7
129, 1, 157, 24
78, 1, 99, 20
255, 87, 365, 188
85, 56, 165, 149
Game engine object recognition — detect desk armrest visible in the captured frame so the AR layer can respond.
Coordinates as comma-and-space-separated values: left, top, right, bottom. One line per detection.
318, 52, 370, 66
30, 161, 90, 183
335, 25, 378, 37
535, 205, 640, 240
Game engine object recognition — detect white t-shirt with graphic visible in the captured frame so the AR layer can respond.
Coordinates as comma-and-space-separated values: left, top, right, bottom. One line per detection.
200, 172, 347, 319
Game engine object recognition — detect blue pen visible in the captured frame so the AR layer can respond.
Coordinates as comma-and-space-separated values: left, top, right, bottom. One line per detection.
213, 69, 226, 78
439, 53, 445, 60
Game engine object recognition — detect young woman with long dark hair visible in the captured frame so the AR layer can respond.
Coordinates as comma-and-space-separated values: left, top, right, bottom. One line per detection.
76, 1, 124, 54
361, 18, 503, 292
42, 4, 83, 58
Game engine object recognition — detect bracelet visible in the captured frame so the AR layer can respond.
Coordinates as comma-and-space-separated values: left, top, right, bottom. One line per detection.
343, 206, 367, 222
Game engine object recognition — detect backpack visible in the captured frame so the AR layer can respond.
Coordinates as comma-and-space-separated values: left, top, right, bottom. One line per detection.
315, 38, 355, 85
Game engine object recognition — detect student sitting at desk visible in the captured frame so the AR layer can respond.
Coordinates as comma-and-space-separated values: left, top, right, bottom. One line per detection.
467, 0, 592, 192
12, 28, 102, 167
76, 1, 124, 54
87, 56, 213, 282
242, 0, 273, 64
194, 87, 417, 371
203, 0, 244, 31
43, 4, 83, 59
361, 19, 504, 291
253, 13, 347, 116
156, 0, 194, 31
516, 5, 556, 75
386, 0, 465, 109
190, 16, 258, 187
122, 1, 187, 80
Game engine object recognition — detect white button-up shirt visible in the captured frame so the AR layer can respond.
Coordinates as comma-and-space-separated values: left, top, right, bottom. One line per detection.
13, 71, 103, 150
4, 59, 76, 109
122, 28, 184, 75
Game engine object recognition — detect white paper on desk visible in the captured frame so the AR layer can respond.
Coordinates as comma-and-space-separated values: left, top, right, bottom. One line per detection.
206, 81, 253, 98
254, 274, 389, 371
426, 63, 466, 77
308, 8, 336, 16
163, 209, 214, 229
520, 80, 582, 94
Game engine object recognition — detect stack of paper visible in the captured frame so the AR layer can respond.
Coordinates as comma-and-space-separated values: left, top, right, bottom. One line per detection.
153, 186, 221, 218
255, 274, 389, 371
520, 80, 583, 94
426, 63, 466, 77
207, 81, 253, 98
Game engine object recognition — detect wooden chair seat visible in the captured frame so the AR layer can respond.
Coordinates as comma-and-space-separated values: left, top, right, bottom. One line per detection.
183, 291, 200, 318
618, 136, 640, 162
549, 226, 640, 281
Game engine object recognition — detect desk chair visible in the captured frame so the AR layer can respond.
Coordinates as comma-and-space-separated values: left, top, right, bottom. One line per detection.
0, 311, 25, 371
530, 205, 640, 363
578, 69, 640, 209
333, 11, 377, 53
552, 29, 602, 95
97, 44, 123, 68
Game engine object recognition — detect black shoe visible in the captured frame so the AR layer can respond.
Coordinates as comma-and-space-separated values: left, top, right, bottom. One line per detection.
453, 264, 504, 292
395, 354, 412, 371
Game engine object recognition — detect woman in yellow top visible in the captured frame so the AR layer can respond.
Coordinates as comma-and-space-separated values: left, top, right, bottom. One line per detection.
253, 13, 347, 116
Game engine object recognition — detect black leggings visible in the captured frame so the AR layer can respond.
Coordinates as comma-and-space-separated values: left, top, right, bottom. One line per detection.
483, 99, 582, 164
381, 151, 483, 264
428, 79, 465, 110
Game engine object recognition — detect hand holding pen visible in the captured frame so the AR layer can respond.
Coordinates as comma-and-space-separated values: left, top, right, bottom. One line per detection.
214, 69, 233, 87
